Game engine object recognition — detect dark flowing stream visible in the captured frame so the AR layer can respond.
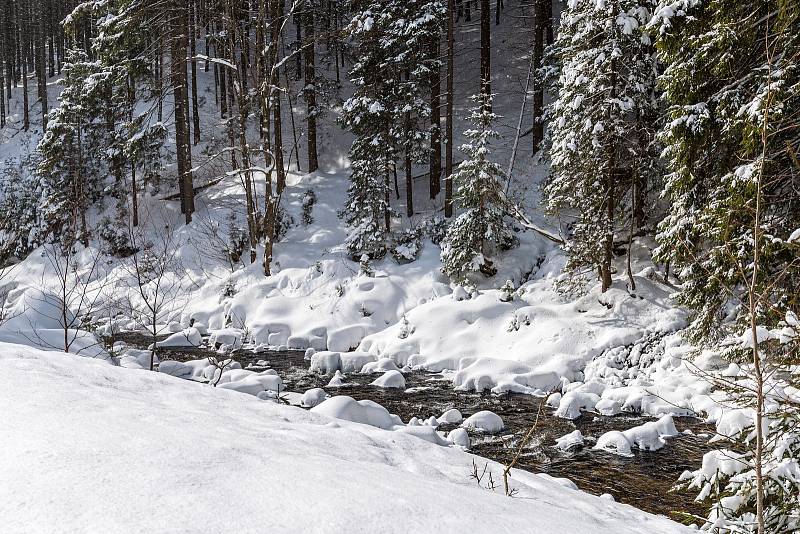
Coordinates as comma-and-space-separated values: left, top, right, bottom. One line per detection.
112, 334, 711, 523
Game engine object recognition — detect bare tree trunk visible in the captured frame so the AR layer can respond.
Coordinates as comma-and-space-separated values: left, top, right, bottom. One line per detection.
36, 1, 47, 131
172, 0, 194, 223
531, 0, 545, 155
272, 0, 286, 193
429, 35, 441, 199
479, 0, 491, 108
304, 0, 319, 173
189, 0, 201, 145
600, 59, 618, 293
445, 0, 454, 218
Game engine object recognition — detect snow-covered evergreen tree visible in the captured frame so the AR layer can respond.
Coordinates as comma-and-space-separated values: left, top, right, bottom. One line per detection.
653, 2, 800, 531
440, 93, 515, 283
543, 0, 660, 292
340, 0, 444, 258
651, 0, 800, 337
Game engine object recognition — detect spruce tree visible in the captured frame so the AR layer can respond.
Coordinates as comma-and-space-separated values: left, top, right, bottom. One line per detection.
341, 0, 444, 258
654, 2, 800, 531
440, 93, 515, 284
543, 0, 660, 292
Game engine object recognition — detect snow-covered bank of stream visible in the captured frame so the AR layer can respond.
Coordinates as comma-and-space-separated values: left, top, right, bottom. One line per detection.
1, 342, 694, 534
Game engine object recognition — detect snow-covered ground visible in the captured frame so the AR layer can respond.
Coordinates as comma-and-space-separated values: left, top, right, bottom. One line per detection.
1, 342, 692, 534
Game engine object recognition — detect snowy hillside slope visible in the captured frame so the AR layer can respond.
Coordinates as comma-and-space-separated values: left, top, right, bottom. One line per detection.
0, 342, 692, 534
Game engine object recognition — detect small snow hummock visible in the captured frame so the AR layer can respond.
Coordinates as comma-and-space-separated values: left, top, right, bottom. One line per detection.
310, 396, 402, 430
151, 327, 203, 349
555, 391, 601, 420
593, 414, 680, 456
371, 370, 406, 389
301, 388, 329, 408
437, 408, 463, 424
327, 370, 346, 387
360, 357, 400, 374
309, 351, 342, 374
461, 410, 504, 433
555, 430, 584, 451
447, 428, 471, 448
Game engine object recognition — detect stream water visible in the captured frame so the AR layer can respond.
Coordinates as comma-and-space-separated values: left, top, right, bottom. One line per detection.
113, 334, 711, 523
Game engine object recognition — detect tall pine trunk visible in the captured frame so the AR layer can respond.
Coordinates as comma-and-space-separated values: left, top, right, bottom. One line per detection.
172, 1, 194, 223
479, 0, 491, 107
304, 0, 319, 173
429, 35, 441, 200
444, 0, 455, 218
531, 0, 545, 155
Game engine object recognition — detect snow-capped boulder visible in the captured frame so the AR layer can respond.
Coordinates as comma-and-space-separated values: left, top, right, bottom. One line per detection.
287, 335, 309, 350
340, 352, 377, 373
595, 398, 623, 416
461, 411, 504, 433
555, 430, 584, 450
360, 357, 400, 374
153, 327, 203, 349
371, 370, 406, 389
209, 328, 244, 351
310, 396, 402, 430
328, 325, 367, 352
218, 374, 283, 396
554, 391, 600, 419
437, 409, 463, 424
327, 370, 346, 387
158, 360, 193, 378
309, 351, 342, 374
301, 388, 329, 408
447, 428, 470, 448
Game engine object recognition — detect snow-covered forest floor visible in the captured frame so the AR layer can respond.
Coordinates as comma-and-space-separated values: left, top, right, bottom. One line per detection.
1, 2, 795, 533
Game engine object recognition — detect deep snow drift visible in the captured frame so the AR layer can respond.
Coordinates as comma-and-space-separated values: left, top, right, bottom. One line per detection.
0, 343, 692, 534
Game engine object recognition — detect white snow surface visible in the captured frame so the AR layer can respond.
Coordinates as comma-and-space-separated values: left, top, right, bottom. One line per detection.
0, 343, 692, 534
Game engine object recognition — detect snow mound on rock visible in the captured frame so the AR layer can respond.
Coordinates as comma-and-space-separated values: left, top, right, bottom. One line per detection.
594, 415, 680, 456
310, 396, 402, 430
361, 357, 400, 374
370, 370, 406, 389
461, 410, 504, 433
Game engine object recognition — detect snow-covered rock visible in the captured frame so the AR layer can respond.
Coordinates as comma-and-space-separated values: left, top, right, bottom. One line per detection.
461, 411, 504, 433
309, 351, 342, 374
556, 430, 584, 450
310, 396, 402, 430
447, 428, 471, 448
153, 327, 203, 349
327, 370, 346, 387
209, 328, 244, 351
301, 388, 329, 408
328, 324, 367, 352
594, 415, 680, 456
360, 357, 400, 374
158, 360, 193, 378
555, 391, 601, 419
437, 408, 463, 424
371, 370, 406, 389
217, 374, 283, 396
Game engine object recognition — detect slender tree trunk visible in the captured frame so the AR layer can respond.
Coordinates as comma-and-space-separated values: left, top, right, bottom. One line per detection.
531, 0, 545, 155
429, 36, 441, 199
172, 1, 194, 223
601, 59, 618, 293
304, 0, 319, 173
272, 0, 286, 193
406, 116, 413, 216
444, 0, 454, 218
479, 0, 491, 107
189, 0, 201, 145
36, 1, 47, 131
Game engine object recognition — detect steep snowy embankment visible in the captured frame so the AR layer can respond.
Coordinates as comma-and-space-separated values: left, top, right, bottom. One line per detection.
0, 343, 692, 534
